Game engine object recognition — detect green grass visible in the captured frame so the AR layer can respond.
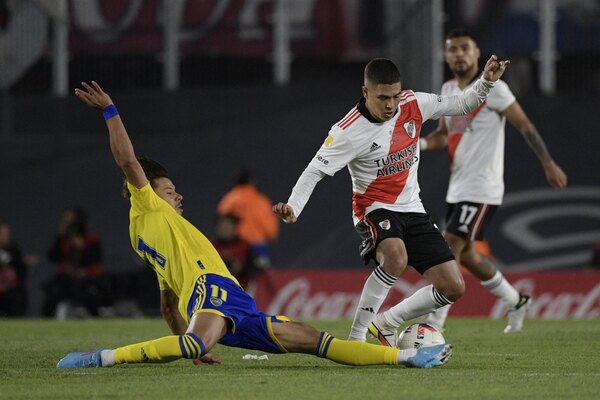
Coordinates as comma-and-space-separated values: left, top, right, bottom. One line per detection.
0, 318, 599, 400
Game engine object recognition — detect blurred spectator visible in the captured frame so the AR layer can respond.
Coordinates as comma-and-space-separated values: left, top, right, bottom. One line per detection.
0, 218, 29, 316
211, 214, 255, 289
217, 169, 279, 269
43, 207, 105, 318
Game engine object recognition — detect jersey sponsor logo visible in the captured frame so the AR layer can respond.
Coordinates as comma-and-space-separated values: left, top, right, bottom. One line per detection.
324, 134, 334, 147
403, 120, 416, 138
369, 142, 381, 152
373, 143, 418, 177
447, 101, 487, 134
316, 154, 329, 165
137, 236, 167, 269
379, 219, 391, 230
197, 260, 205, 269
352, 99, 423, 220
447, 101, 488, 160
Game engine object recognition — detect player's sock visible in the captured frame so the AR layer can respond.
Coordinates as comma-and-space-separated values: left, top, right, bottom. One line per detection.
424, 304, 452, 330
100, 349, 116, 367
380, 285, 453, 328
316, 332, 400, 366
348, 265, 396, 341
481, 271, 520, 307
114, 333, 206, 364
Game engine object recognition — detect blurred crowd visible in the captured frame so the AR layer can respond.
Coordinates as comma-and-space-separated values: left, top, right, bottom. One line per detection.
0, 168, 279, 318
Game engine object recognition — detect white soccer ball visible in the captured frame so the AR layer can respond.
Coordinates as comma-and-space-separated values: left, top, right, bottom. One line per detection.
397, 323, 445, 350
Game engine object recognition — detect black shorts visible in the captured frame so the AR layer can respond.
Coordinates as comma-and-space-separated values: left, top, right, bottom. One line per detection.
355, 209, 454, 274
445, 202, 498, 241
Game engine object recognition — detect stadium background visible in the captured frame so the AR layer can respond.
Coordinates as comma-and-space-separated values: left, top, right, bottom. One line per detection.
1, 0, 599, 317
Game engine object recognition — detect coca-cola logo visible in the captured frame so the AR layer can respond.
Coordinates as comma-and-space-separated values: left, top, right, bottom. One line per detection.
260, 272, 600, 320
266, 277, 429, 319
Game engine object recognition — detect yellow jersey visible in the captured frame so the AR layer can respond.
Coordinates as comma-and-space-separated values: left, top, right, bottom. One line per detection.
127, 182, 238, 319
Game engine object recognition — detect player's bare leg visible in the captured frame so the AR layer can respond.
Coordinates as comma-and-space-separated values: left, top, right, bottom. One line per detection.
426, 233, 531, 332
459, 240, 531, 332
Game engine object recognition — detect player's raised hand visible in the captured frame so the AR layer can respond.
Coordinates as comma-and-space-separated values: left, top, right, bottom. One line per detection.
482, 55, 510, 82
273, 202, 297, 224
74, 81, 114, 110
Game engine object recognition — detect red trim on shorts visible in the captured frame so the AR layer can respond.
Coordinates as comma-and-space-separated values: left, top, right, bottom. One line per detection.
469, 204, 490, 241
363, 216, 378, 249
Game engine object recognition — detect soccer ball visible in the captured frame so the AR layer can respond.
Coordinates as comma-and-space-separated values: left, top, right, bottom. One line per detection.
397, 323, 445, 350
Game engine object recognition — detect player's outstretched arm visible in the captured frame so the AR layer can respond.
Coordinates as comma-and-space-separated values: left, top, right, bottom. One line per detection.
273, 202, 297, 224
503, 101, 568, 190
74, 81, 147, 189
482, 54, 510, 82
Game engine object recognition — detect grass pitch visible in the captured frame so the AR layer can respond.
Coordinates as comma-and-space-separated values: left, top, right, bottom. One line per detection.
0, 318, 598, 400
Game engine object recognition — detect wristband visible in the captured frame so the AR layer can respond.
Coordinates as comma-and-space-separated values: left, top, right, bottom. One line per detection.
102, 104, 119, 120
419, 137, 428, 151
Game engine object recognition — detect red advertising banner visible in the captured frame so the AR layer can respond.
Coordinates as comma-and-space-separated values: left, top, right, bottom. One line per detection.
249, 268, 600, 320
67, 0, 373, 58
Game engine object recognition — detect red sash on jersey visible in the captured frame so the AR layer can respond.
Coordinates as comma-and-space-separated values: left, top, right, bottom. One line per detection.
352, 94, 423, 221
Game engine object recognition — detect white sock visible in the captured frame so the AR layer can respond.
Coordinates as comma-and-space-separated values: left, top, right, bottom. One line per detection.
481, 271, 520, 307
424, 304, 452, 330
396, 348, 418, 364
348, 265, 396, 341
100, 349, 116, 367
380, 285, 453, 328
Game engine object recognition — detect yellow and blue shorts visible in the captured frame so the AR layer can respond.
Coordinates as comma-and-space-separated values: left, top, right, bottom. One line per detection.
186, 274, 290, 354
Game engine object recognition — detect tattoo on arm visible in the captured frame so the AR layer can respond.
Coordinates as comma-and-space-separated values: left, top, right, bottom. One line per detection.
522, 127, 552, 163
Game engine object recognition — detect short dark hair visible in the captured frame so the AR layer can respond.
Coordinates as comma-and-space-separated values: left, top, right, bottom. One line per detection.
445, 28, 478, 43
122, 156, 169, 198
364, 58, 401, 85
235, 168, 256, 185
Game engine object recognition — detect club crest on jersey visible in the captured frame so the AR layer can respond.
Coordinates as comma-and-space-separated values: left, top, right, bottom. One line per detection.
379, 219, 391, 230
210, 297, 224, 307
403, 120, 417, 138
324, 134, 334, 147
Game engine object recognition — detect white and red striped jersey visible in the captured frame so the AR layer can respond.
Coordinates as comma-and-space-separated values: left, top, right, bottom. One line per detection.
442, 79, 515, 205
287, 77, 496, 225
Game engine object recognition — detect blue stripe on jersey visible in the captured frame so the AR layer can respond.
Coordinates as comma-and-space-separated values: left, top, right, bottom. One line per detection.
137, 236, 167, 269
